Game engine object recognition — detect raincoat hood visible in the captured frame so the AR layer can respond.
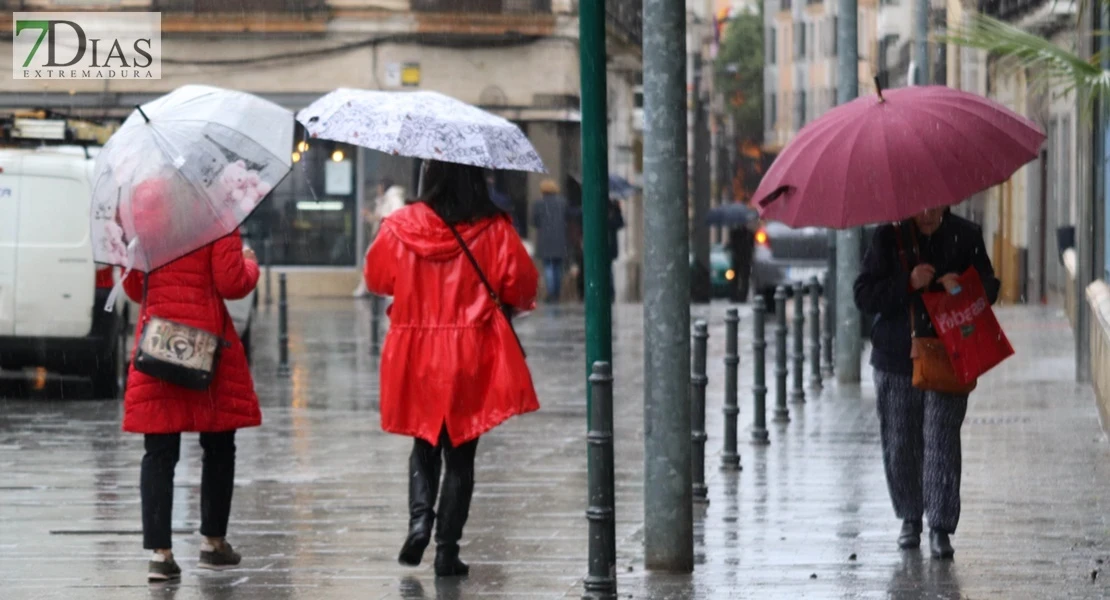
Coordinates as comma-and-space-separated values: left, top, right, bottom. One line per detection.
383, 202, 503, 261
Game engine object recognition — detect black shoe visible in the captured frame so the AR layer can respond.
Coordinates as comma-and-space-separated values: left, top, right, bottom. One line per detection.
399, 441, 442, 566
148, 553, 182, 582
434, 543, 470, 578
198, 541, 242, 570
930, 530, 954, 559
898, 519, 923, 549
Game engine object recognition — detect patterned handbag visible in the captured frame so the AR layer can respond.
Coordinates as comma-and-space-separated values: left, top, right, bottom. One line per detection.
133, 274, 227, 390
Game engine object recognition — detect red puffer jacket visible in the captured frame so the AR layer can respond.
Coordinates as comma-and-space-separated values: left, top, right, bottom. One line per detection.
365, 203, 539, 446
121, 231, 260, 434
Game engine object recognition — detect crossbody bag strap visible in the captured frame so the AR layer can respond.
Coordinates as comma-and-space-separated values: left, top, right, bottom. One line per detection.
893, 224, 917, 338
444, 219, 502, 307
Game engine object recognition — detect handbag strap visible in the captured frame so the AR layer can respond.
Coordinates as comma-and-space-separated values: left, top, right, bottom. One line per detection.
441, 216, 503, 308
893, 223, 921, 338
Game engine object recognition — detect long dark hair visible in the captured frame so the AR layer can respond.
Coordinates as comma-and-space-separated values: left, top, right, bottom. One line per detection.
418, 160, 504, 225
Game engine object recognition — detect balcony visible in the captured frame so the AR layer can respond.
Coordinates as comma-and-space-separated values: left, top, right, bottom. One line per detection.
607, 0, 642, 45
977, 0, 1074, 25
154, 0, 327, 12
411, 0, 551, 12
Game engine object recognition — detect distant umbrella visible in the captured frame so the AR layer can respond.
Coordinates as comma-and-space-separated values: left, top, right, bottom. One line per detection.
706, 203, 760, 227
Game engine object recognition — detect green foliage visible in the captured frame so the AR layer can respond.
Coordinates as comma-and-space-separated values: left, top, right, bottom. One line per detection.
715, 11, 764, 141
944, 13, 1110, 117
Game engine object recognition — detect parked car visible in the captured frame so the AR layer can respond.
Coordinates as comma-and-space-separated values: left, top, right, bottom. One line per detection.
224, 229, 258, 364
750, 222, 831, 307
0, 147, 130, 398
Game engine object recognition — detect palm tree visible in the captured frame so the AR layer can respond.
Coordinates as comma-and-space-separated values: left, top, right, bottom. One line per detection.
944, 7, 1108, 114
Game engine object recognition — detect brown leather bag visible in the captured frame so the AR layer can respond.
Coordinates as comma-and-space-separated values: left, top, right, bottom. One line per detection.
895, 225, 977, 395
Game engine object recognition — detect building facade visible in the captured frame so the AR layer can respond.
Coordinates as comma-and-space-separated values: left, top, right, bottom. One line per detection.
763, 0, 879, 153
0, 0, 642, 295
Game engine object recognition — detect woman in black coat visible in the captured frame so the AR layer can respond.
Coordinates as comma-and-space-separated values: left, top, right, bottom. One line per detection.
854, 207, 999, 560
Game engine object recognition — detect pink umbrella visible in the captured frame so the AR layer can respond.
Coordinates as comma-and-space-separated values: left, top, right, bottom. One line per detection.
754, 84, 1046, 229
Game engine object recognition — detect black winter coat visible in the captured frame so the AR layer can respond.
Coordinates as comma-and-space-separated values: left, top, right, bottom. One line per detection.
853, 213, 1000, 376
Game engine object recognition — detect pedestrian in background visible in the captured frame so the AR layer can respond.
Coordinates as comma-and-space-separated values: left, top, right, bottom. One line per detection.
120, 177, 261, 582
364, 160, 539, 577
853, 206, 998, 560
607, 197, 625, 301
353, 178, 406, 297
532, 178, 571, 303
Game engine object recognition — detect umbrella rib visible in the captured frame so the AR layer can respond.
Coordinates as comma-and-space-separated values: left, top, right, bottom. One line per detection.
886, 107, 962, 215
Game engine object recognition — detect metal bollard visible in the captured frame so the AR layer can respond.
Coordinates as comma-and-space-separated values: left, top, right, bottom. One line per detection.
264, 238, 273, 307
808, 277, 823, 390
773, 286, 790, 423
691, 320, 709, 503
584, 362, 617, 600
822, 273, 834, 378
791, 282, 806, 404
751, 296, 770, 445
277, 273, 290, 378
721, 308, 742, 470
370, 294, 382, 356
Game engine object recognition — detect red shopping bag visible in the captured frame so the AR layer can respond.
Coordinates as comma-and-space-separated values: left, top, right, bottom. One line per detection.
921, 267, 1014, 384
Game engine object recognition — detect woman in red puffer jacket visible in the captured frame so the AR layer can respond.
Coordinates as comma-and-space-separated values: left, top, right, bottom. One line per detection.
365, 160, 539, 578
119, 176, 260, 582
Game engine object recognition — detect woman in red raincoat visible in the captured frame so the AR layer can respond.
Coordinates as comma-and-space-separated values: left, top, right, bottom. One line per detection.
120, 175, 261, 582
364, 160, 539, 577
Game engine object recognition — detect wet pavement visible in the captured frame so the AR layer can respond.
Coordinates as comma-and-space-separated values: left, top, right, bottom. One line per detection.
1, 298, 1108, 599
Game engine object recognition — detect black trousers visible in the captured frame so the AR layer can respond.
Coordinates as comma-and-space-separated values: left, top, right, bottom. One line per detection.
141, 431, 237, 550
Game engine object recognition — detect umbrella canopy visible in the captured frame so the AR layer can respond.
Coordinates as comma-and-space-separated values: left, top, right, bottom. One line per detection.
92, 85, 293, 273
297, 88, 546, 173
754, 85, 1045, 229
706, 203, 760, 227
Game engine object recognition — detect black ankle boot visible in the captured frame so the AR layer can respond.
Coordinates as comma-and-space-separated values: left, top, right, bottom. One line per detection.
398, 441, 441, 566
898, 519, 923, 549
930, 530, 954, 559
434, 543, 470, 577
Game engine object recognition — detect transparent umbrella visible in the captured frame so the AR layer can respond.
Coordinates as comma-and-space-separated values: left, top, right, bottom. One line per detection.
91, 85, 293, 278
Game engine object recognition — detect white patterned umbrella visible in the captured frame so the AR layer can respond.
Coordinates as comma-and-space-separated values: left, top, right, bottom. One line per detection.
296, 89, 546, 173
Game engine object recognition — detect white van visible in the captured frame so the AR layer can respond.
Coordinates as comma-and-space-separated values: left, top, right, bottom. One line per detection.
0, 147, 130, 397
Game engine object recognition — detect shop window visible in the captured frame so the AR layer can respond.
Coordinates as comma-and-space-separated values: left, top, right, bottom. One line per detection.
243, 123, 359, 266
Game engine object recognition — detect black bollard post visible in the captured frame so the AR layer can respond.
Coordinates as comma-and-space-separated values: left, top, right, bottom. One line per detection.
584, 361, 617, 600
808, 277, 823, 390
773, 286, 790, 423
277, 273, 290, 378
370, 294, 382, 356
264, 238, 273, 307
691, 320, 709, 503
721, 308, 741, 470
790, 282, 806, 404
751, 296, 770, 445
822, 273, 834, 378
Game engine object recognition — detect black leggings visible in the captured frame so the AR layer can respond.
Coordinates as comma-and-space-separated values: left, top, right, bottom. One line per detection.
141, 431, 236, 550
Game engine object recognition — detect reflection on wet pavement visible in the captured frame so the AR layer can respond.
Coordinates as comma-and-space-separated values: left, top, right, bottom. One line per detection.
1, 300, 1107, 599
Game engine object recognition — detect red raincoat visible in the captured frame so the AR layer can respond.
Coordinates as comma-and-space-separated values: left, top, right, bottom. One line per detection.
121, 231, 261, 434
365, 203, 539, 446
